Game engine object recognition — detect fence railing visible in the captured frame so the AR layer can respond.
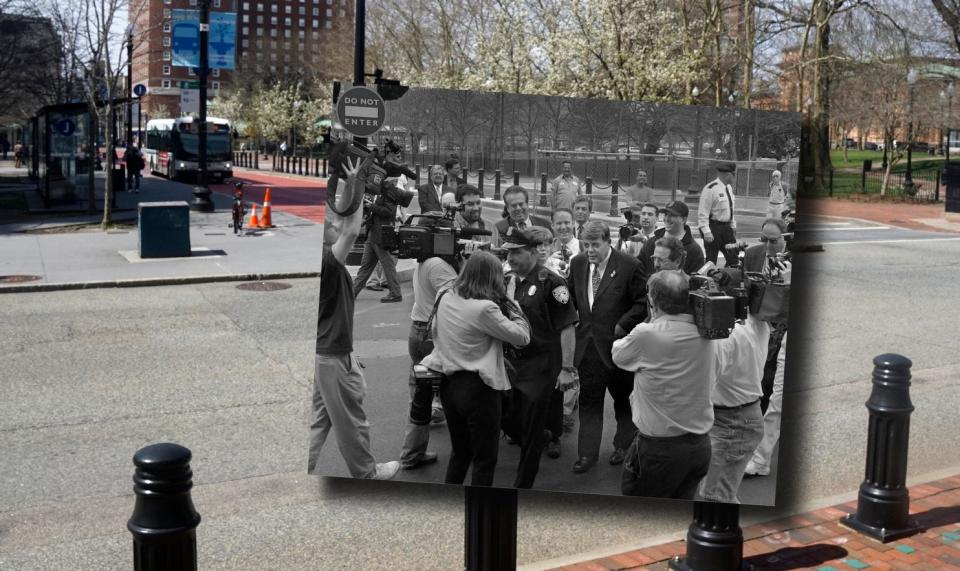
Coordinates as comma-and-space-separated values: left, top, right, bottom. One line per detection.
828, 167, 942, 201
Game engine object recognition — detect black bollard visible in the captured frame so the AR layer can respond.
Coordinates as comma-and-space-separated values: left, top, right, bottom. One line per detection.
465, 487, 517, 571
254, 151, 259, 170
669, 501, 742, 571
513, 170, 520, 186
494, 169, 502, 200
127, 443, 201, 571
322, 158, 328, 178
540, 172, 548, 207
609, 178, 620, 216
477, 168, 484, 197
841, 354, 920, 542
272, 153, 277, 172
585, 176, 593, 196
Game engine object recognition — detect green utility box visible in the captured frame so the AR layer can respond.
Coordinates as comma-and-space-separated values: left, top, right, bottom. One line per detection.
138, 201, 191, 258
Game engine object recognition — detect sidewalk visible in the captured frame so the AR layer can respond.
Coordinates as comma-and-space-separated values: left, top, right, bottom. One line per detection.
802, 197, 960, 234
547, 474, 960, 571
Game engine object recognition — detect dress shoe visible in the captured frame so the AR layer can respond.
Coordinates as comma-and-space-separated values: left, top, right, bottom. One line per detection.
366, 283, 384, 291
545, 440, 561, 459
609, 448, 626, 465
572, 456, 597, 474
402, 452, 439, 470
380, 294, 403, 303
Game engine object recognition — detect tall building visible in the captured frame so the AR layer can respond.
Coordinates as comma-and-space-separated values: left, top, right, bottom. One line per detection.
130, 0, 352, 120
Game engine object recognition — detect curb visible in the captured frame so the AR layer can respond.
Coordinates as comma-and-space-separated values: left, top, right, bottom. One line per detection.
0, 265, 417, 294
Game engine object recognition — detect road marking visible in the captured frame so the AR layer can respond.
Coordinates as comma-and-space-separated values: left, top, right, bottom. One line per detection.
826, 237, 960, 245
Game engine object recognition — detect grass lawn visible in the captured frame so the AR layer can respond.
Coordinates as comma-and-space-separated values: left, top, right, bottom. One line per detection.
830, 149, 946, 172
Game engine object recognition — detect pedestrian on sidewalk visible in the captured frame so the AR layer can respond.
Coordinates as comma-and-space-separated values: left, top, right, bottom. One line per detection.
123, 145, 144, 193
308, 154, 401, 481
767, 170, 790, 219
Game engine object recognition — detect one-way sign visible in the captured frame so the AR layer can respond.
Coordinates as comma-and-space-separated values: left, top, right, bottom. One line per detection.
335, 86, 386, 137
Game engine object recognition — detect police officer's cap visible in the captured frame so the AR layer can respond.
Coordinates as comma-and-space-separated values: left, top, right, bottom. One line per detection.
716, 162, 736, 173
502, 227, 538, 249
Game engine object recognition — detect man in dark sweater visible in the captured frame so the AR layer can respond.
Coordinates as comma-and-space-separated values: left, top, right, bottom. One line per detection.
309, 155, 400, 480
637, 200, 705, 278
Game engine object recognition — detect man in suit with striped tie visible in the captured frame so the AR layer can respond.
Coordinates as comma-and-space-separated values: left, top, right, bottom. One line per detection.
565, 220, 647, 474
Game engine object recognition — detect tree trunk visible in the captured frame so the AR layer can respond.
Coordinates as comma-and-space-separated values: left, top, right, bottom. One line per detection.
101, 106, 114, 229
87, 110, 96, 213
802, 0, 833, 196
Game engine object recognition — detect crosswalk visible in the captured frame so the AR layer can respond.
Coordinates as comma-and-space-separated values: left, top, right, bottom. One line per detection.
796, 217, 960, 245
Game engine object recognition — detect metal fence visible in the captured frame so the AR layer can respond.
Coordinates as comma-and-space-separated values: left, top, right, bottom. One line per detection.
831, 168, 942, 201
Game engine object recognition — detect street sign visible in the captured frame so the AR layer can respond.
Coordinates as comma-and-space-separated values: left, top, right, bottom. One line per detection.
209, 12, 237, 70
181, 89, 200, 115
133, 84, 147, 97
180, 80, 201, 89
335, 86, 386, 137
171, 10, 200, 68
54, 119, 76, 136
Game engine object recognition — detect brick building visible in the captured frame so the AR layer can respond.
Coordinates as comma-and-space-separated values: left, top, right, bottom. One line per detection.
130, 0, 352, 120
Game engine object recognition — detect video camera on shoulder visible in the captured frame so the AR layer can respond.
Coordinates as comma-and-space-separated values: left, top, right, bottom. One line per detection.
380, 214, 493, 262
328, 138, 418, 197
687, 263, 750, 339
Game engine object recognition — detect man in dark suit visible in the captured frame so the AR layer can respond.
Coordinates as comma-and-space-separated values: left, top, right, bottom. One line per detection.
417, 165, 453, 214
566, 220, 647, 473
494, 185, 552, 245
743, 217, 788, 273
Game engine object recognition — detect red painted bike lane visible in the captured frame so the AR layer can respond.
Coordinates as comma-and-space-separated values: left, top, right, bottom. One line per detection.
209, 170, 328, 224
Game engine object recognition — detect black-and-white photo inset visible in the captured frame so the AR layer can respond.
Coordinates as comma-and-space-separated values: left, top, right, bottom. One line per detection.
311, 85, 801, 505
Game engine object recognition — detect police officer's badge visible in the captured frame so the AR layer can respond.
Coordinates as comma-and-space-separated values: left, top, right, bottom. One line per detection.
552, 285, 570, 304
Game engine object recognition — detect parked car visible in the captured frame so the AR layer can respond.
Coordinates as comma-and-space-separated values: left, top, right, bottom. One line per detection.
863, 141, 878, 151
910, 141, 930, 152
844, 138, 857, 148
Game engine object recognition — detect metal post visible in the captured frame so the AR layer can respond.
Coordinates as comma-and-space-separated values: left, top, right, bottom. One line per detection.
494, 169, 502, 200
322, 158, 327, 178
127, 443, 201, 571
862, 165, 867, 193
585, 176, 592, 195
126, 33, 133, 147
191, 0, 214, 212
540, 173, 548, 207
669, 502, 743, 571
609, 178, 619, 216
465, 487, 517, 571
829, 169, 834, 197
513, 170, 519, 186
841, 354, 920, 543
936, 169, 941, 201
254, 150, 259, 169
477, 168, 484, 197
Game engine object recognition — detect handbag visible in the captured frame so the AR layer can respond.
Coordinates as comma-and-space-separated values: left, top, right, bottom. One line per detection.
414, 289, 450, 389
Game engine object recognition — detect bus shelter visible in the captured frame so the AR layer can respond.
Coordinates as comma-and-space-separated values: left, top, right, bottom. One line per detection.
34, 102, 96, 207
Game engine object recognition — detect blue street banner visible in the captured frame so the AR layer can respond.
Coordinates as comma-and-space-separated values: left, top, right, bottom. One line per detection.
171, 10, 200, 68
209, 12, 236, 70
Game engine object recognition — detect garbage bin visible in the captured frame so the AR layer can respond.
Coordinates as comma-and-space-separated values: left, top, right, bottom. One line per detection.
112, 165, 126, 192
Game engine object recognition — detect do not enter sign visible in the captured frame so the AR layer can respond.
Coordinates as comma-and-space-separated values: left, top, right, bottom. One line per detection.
335, 86, 386, 137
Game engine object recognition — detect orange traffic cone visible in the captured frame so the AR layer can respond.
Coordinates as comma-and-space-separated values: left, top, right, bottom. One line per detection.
259, 187, 274, 228
247, 203, 260, 229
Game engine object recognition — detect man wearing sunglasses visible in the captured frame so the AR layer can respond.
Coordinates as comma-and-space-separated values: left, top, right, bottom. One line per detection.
743, 218, 789, 275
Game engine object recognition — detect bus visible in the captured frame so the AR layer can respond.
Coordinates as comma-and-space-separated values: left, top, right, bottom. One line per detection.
143, 117, 233, 181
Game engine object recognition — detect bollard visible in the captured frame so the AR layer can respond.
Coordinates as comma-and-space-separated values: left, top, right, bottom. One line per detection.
585, 176, 593, 195
127, 443, 201, 571
669, 502, 743, 571
513, 170, 520, 186
494, 169, 502, 200
477, 168, 484, 197
272, 153, 277, 172
841, 354, 920, 542
322, 158, 328, 178
609, 178, 620, 216
254, 152, 259, 170
415, 163, 421, 182
465, 487, 517, 571
299, 156, 304, 176
540, 173, 548, 207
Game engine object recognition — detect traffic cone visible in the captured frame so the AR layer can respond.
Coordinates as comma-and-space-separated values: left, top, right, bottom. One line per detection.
259, 187, 274, 228
247, 203, 260, 229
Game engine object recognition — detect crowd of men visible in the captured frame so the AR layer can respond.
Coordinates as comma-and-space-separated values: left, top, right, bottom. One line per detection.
312, 152, 793, 502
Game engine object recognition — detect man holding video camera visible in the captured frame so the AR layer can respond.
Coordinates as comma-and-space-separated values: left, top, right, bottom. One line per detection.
352, 142, 415, 303
612, 270, 717, 498
501, 228, 578, 488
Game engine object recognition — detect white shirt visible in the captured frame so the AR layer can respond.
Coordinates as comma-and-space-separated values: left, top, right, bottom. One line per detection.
698, 177, 737, 238
712, 316, 770, 407
612, 314, 717, 436
586, 248, 612, 310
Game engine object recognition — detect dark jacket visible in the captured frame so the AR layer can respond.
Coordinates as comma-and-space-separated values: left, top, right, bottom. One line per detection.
367, 191, 399, 244
417, 182, 456, 214
742, 244, 767, 273
124, 148, 144, 172
567, 248, 647, 369
494, 214, 552, 238
637, 225, 706, 279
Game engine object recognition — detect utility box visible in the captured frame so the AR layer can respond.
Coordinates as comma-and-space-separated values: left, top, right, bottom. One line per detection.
138, 201, 191, 258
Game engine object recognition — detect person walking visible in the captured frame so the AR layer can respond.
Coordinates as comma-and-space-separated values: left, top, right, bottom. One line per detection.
123, 145, 144, 193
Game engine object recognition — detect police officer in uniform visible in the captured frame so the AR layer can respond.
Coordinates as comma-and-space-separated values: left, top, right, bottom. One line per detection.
502, 228, 579, 489
697, 162, 739, 267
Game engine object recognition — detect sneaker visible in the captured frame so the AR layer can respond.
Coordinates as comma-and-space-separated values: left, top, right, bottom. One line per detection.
370, 461, 401, 480
430, 407, 446, 426
744, 460, 769, 477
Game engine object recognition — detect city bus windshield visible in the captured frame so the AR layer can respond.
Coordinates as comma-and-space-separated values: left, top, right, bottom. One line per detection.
175, 130, 232, 160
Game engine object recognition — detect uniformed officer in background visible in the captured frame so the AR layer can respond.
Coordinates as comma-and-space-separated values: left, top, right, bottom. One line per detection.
698, 162, 739, 268
502, 228, 579, 489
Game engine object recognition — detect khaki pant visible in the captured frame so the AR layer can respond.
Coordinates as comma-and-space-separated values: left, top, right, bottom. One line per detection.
308, 353, 377, 478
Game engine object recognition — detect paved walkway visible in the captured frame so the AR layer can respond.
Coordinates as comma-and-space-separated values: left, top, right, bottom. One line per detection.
802, 197, 960, 234
551, 474, 960, 571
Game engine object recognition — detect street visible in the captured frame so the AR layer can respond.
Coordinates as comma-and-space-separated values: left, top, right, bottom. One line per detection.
2, 190, 959, 569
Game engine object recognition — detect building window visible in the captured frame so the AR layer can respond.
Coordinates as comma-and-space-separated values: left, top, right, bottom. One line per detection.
256, 28, 263, 36
271, 16, 277, 24
163, 50, 171, 60
338, 8, 344, 17
284, 29, 291, 37
189, 0, 196, 5
163, 22, 171, 32
162, 79, 171, 88
213, 68, 220, 77
163, 8, 172, 17
326, 8, 331, 16
256, 39, 262, 47
270, 53, 277, 61
214, 0, 221, 7
326, 0, 332, 4
299, 18, 305, 26
298, 29, 305, 38
270, 4, 276, 11
163, 37, 171, 46
324, 20, 331, 29
242, 14, 249, 22
256, 15, 263, 23
312, 19, 318, 27
163, 0, 171, 4
312, 7, 318, 15
242, 38, 249, 47
162, 65, 171, 75
270, 28, 277, 37
270, 65, 276, 72
242, 26, 248, 35
212, 81, 221, 90
188, 68, 195, 76
285, 5, 291, 12
312, 30, 319, 38
284, 17, 291, 25
298, 6, 305, 14
243, 1, 249, 8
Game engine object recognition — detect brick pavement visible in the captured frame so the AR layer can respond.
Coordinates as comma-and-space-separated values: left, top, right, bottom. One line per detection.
801, 197, 960, 234
553, 475, 960, 571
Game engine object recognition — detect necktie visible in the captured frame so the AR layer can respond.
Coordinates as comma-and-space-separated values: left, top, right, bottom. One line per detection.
577, 225, 583, 239
591, 264, 601, 297
518, 222, 527, 230
724, 185, 735, 222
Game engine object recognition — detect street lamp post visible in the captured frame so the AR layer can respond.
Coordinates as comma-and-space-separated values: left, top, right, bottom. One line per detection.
942, 82, 955, 165
126, 25, 133, 147
905, 69, 918, 190
191, 0, 214, 212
